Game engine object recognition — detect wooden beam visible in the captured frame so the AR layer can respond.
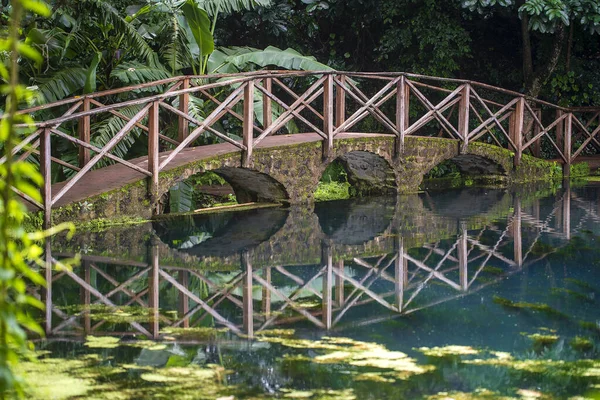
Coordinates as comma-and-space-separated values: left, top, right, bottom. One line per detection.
178, 77, 190, 142
243, 81, 254, 168
262, 77, 272, 129
148, 101, 160, 212
78, 98, 91, 168
40, 129, 52, 228
458, 84, 470, 154
323, 74, 334, 160
335, 75, 346, 128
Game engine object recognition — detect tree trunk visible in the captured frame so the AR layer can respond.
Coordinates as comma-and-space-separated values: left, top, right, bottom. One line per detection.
526, 24, 566, 98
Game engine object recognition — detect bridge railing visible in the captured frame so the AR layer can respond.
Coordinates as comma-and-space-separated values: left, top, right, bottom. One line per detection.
3, 71, 600, 225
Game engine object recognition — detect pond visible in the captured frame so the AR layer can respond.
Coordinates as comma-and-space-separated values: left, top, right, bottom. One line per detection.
23, 182, 600, 399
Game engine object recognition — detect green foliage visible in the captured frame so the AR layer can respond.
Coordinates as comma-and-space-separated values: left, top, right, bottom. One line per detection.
182, 0, 215, 73
0, 1, 75, 397
570, 162, 590, 178
314, 181, 350, 201
425, 160, 461, 179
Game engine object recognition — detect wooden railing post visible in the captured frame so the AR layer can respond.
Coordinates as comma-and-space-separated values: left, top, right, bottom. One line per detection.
40, 128, 52, 228
563, 113, 572, 179
458, 84, 470, 154
149, 244, 160, 339
532, 108, 542, 157
458, 222, 468, 291
323, 73, 334, 159
178, 270, 190, 328
555, 109, 564, 153
394, 236, 407, 311
148, 101, 160, 212
321, 240, 333, 329
335, 74, 346, 128
262, 77, 272, 129
78, 98, 90, 168
395, 75, 409, 157
512, 197, 522, 267
509, 97, 524, 166
242, 250, 254, 337
243, 81, 254, 168
178, 77, 190, 143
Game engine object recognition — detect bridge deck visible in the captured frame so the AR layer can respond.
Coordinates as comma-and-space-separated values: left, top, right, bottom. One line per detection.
51, 132, 386, 208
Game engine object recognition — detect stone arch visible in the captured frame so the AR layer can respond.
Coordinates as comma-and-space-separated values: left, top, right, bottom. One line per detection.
157, 156, 290, 211
419, 153, 508, 189
315, 150, 398, 198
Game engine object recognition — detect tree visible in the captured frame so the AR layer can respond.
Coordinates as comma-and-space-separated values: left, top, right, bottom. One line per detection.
461, 0, 600, 97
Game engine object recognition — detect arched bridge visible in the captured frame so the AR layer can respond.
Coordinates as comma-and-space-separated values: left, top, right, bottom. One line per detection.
7, 71, 600, 226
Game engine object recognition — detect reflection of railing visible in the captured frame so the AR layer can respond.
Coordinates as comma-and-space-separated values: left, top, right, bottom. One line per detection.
3, 71, 600, 226
33, 189, 588, 340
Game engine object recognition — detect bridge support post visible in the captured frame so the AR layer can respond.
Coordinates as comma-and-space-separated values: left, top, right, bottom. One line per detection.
78, 98, 91, 168
40, 128, 52, 229
323, 74, 334, 160
243, 81, 254, 168
458, 84, 470, 154
395, 75, 409, 157
148, 101, 160, 213
178, 78, 189, 143
563, 113, 572, 179
509, 97, 525, 167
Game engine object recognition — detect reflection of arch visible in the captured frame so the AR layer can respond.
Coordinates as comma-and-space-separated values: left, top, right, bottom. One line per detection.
420, 188, 509, 219
153, 208, 289, 257
315, 196, 396, 245
318, 151, 397, 197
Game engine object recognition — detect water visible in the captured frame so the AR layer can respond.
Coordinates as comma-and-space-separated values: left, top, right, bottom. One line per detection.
25, 183, 600, 399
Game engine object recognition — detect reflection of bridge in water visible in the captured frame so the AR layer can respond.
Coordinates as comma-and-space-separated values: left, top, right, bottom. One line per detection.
35, 186, 600, 340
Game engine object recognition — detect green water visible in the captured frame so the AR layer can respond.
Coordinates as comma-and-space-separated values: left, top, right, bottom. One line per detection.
25, 183, 600, 399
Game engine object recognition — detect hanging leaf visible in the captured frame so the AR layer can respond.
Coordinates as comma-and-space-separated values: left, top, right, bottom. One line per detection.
181, 0, 214, 57
169, 180, 195, 213
84, 52, 102, 93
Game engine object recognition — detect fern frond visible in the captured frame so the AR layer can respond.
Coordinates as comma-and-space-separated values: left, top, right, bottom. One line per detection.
197, 0, 273, 16
110, 62, 171, 85
83, 0, 162, 65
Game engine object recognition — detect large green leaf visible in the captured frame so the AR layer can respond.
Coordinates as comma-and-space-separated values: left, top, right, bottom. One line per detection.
219, 46, 333, 72
169, 180, 195, 213
181, 0, 214, 57
84, 52, 102, 93
110, 62, 171, 85
35, 67, 87, 103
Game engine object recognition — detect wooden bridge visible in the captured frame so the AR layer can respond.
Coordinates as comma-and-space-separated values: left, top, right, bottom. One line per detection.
6, 71, 600, 226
